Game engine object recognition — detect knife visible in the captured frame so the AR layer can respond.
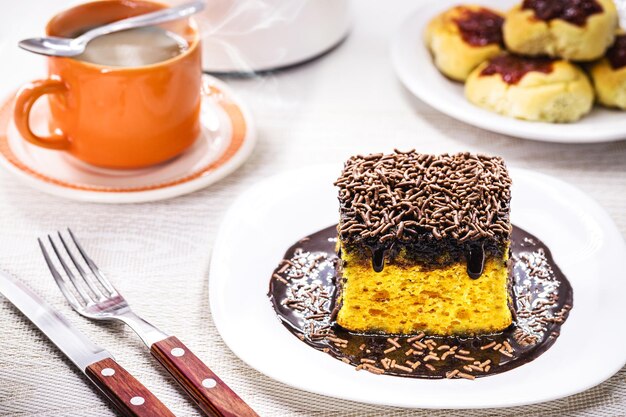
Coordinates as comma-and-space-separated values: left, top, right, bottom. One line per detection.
0, 271, 176, 417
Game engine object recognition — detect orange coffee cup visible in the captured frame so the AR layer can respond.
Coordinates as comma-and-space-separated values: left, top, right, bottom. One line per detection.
13, 0, 202, 169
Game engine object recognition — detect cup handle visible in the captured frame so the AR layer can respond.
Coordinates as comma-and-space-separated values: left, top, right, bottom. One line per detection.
13, 79, 71, 150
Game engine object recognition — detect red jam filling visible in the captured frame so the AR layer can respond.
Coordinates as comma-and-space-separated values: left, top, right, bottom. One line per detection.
480, 54, 556, 84
454, 8, 504, 47
606, 34, 626, 70
522, 0, 603, 27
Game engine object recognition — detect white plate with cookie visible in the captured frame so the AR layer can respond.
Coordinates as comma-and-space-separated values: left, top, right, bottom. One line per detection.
391, 0, 626, 143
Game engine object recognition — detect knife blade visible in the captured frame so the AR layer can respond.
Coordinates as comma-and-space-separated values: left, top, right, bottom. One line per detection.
0, 270, 175, 417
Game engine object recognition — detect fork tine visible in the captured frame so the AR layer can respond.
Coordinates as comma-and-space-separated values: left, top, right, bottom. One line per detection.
67, 228, 116, 295
57, 231, 105, 301
47, 235, 94, 306
38, 238, 84, 311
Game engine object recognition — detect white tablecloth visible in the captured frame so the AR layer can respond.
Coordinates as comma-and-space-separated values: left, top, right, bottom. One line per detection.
1, 1, 625, 416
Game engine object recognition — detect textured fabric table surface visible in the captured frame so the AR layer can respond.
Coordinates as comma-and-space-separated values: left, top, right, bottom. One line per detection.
1, 1, 625, 416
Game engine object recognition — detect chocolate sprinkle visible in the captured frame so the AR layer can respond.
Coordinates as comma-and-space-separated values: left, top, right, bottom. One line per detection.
336, 151, 511, 244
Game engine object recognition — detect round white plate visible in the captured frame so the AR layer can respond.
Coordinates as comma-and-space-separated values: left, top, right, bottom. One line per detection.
209, 165, 626, 409
0, 75, 256, 203
390, 0, 626, 143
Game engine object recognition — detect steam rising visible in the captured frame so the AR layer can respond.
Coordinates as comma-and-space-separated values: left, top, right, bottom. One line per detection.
197, 0, 309, 36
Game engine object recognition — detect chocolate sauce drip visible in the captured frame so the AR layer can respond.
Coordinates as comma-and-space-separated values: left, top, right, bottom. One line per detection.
522, 0, 603, 26
368, 242, 486, 278
481, 54, 556, 85
607, 34, 626, 70
454, 8, 504, 47
467, 243, 485, 279
268, 225, 573, 379
369, 246, 386, 273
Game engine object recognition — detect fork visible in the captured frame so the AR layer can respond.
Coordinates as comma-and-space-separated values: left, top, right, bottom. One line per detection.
39, 229, 259, 417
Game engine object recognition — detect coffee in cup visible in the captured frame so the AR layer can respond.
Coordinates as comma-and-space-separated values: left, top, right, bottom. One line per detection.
75, 26, 189, 67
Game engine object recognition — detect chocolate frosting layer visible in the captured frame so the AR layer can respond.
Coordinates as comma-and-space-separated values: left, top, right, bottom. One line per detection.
335, 152, 512, 270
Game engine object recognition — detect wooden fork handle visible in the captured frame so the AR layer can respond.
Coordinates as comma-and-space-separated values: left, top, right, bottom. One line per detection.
151, 336, 259, 417
85, 357, 175, 417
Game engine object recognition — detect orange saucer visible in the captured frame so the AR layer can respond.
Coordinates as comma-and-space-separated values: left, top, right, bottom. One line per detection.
0, 75, 255, 203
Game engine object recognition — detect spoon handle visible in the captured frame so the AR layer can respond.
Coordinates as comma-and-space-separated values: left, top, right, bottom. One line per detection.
78, 0, 205, 43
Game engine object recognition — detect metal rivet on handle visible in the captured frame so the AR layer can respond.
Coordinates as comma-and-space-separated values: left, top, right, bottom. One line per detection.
130, 396, 145, 406
101, 368, 115, 377
202, 378, 217, 388
171, 347, 185, 357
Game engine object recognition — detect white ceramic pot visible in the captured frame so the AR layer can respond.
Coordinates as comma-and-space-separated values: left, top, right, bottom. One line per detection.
194, 0, 351, 73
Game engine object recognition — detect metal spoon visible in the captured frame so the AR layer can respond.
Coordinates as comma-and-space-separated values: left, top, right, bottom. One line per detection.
18, 0, 205, 57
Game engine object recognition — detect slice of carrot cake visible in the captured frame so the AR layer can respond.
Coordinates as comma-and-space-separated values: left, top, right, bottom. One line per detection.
334, 151, 513, 335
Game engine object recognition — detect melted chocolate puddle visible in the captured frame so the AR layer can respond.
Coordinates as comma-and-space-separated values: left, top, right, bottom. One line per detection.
268, 225, 573, 379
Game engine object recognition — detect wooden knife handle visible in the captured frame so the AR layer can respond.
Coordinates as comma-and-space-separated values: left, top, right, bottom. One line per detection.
151, 336, 259, 417
85, 357, 175, 417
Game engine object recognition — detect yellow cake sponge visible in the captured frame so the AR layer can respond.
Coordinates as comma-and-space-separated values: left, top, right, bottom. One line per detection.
336, 249, 512, 336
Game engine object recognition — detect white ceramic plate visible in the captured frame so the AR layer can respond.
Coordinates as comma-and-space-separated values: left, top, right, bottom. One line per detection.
390, 0, 626, 143
0, 75, 255, 203
209, 165, 626, 409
